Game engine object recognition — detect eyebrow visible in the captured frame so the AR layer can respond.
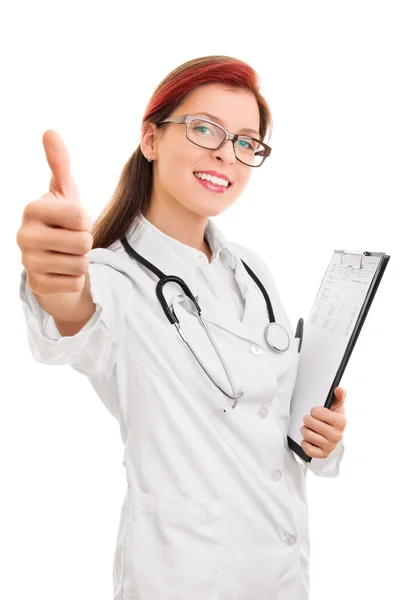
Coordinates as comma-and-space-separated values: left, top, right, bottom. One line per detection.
193, 112, 260, 138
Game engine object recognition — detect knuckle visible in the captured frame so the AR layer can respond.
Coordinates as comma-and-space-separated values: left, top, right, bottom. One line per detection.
334, 431, 343, 443
70, 205, 89, 231
329, 430, 340, 444
70, 206, 84, 229
22, 200, 37, 220
28, 272, 46, 294
74, 255, 89, 275
16, 227, 26, 249
23, 197, 47, 222
76, 231, 93, 254
20, 251, 32, 271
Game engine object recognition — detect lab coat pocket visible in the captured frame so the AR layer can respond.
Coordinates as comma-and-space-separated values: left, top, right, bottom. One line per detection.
123, 488, 225, 600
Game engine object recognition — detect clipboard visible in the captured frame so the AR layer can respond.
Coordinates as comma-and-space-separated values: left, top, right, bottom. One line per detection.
287, 249, 391, 463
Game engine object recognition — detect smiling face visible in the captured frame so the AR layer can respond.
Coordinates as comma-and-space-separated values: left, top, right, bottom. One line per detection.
141, 83, 261, 219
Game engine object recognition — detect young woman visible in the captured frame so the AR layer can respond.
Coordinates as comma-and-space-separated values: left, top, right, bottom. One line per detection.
17, 55, 346, 600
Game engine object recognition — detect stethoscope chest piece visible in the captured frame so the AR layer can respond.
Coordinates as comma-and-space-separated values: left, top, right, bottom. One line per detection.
265, 322, 290, 352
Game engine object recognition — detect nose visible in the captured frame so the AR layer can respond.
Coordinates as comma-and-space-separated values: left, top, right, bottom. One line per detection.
211, 139, 236, 164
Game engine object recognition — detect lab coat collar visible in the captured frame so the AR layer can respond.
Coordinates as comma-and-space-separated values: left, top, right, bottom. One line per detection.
120, 213, 238, 299
109, 213, 269, 348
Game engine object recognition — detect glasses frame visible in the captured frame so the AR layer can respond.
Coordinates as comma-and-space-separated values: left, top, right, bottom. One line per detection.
156, 114, 272, 167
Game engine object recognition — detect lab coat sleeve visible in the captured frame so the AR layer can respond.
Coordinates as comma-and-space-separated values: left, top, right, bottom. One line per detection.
304, 437, 345, 478
19, 262, 128, 379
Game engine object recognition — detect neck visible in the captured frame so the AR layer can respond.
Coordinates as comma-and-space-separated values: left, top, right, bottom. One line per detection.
144, 199, 211, 257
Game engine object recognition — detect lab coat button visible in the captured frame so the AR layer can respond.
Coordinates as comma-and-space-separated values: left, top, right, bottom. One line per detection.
285, 534, 297, 546
251, 344, 264, 355
271, 470, 282, 481
258, 406, 269, 418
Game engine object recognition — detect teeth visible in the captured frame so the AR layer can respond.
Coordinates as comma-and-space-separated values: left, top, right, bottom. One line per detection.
194, 172, 229, 188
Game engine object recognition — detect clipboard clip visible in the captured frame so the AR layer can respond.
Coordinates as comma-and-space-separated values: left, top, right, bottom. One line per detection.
340, 250, 369, 270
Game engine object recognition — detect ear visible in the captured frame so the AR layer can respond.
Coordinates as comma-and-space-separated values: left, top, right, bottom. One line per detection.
140, 121, 160, 161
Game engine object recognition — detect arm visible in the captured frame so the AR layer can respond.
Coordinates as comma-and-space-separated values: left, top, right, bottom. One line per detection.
20, 262, 129, 379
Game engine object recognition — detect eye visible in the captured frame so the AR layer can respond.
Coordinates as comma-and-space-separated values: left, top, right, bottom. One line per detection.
194, 125, 212, 135
237, 138, 259, 152
237, 139, 251, 149
191, 119, 220, 137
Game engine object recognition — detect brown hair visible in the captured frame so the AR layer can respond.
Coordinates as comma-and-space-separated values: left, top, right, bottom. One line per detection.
91, 55, 273, 249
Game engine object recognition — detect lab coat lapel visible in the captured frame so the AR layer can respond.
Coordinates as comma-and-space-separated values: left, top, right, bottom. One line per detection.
235, 257, 266, 331
198, 258, 269, 348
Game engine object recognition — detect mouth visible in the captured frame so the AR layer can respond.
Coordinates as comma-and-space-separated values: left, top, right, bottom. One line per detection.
193, 172, 233, 193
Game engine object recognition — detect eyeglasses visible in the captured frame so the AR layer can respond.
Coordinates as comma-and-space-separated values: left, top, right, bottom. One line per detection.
156, 114, 271, 167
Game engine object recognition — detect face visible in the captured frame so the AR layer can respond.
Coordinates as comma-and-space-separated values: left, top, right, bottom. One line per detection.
141, 83, 261, 219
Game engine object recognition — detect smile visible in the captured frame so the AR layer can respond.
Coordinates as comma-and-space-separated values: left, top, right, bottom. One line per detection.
193, 172, 232, 193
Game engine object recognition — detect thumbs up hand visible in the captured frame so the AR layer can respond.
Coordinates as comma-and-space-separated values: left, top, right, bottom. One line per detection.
16, 130, 93, 296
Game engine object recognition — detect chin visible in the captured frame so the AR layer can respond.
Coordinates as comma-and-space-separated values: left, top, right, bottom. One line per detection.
185, 201, 229, 219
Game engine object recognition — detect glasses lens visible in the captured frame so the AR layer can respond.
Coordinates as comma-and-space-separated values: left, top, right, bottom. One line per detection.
187, 118, 267, 167
235, 137, 267, 167
188, 118, 225, 149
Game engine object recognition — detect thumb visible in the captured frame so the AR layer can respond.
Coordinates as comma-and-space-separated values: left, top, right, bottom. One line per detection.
43, 130, 81, 204
331, 387, 346, 413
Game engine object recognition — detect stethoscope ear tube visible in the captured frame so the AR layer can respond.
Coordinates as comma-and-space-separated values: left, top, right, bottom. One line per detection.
241, 259, 276, 323
156, 276, 201, 325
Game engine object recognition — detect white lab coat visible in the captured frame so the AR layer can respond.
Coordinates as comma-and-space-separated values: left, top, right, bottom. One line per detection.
20, 215, 344, 600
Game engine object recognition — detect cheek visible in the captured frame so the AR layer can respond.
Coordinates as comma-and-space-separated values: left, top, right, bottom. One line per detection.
232, 170, 251, 197
160, 145, 202, 184
158, 153, 186, 189
241, 169, 252, 187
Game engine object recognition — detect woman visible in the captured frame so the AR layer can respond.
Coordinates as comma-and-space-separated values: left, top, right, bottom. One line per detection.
17, 55, 346, 600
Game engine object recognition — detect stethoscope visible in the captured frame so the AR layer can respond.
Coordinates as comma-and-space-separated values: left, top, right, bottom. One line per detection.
120, 235, 291, 408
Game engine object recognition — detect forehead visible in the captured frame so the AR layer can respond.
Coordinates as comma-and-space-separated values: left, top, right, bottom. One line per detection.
174, 83, 260, 135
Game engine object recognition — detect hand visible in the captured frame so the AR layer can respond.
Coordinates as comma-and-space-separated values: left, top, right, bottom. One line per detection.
16, 130, 93, 296
300, 387, 347, 458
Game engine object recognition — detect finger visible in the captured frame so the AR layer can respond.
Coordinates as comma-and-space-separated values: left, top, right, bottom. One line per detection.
310, 406, 344, 426
24, 196, 92, 231
27, 271, 86, 296
19, 222, 93, 255
303, 414, 343, 442
300, 426, 333, 451
22, 249, 89, 276
42, 130, 81, 203
300, 439, 328, 459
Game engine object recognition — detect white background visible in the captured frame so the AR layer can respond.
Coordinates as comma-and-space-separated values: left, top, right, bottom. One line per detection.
1, 1, 399, 598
